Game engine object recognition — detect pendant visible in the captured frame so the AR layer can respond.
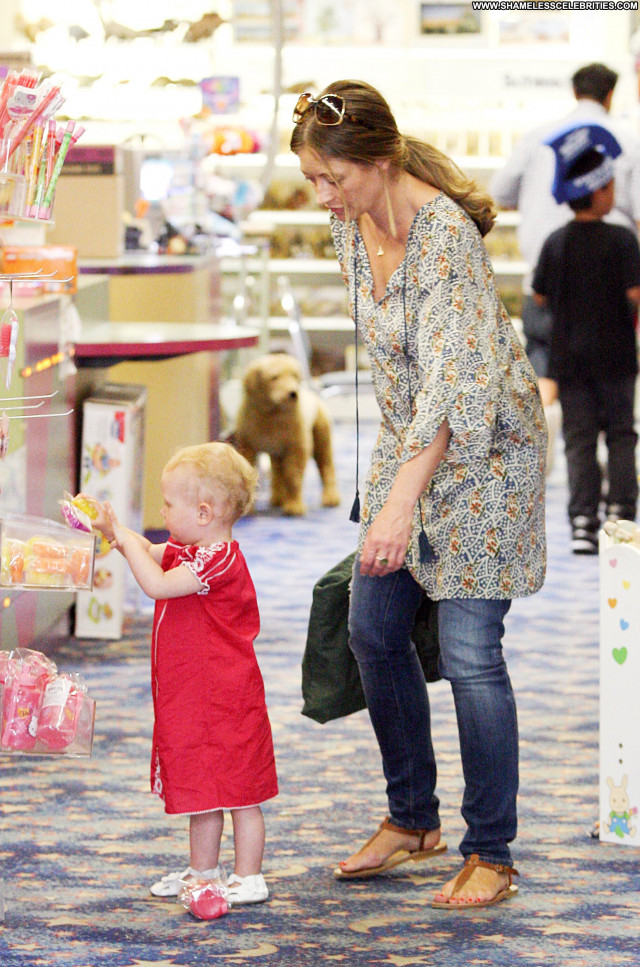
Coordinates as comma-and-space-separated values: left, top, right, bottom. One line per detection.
376, 245, 384, 257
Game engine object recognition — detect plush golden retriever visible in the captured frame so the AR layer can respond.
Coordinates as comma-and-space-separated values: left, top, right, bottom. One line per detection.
233, 353, 340, 516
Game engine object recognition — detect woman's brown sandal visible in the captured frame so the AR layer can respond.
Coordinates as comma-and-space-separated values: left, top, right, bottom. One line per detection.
334, 816, 447, 880
431, 853, 519, 909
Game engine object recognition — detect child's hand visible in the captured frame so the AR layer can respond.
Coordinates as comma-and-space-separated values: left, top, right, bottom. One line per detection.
75, 493, 114, 541
103, 503, 125, 551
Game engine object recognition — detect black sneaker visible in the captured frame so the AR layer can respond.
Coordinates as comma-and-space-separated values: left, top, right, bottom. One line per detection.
571, 516, 599, 555
605, 504, 636, 523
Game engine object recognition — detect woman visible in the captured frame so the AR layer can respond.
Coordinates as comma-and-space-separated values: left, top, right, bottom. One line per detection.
291, 80, 547, 909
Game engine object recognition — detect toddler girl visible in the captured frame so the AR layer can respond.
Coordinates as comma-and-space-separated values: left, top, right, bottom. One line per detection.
87, 441, 278, 905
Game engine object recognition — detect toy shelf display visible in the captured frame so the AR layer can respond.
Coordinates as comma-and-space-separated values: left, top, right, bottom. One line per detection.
0, 513, 96, 591
0, 68, 86, 223
0, 515, 98, 758
599, 520, 640, 846
0, 271, 99, 760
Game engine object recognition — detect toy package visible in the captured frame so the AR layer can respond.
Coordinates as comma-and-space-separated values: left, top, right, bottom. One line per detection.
0, 648, 95, 756
179, 878, 229, 921
58, 492, 98, 533
0, 513, 96, 590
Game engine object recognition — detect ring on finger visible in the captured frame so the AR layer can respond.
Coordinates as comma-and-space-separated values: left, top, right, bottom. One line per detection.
375, 555, 388, 565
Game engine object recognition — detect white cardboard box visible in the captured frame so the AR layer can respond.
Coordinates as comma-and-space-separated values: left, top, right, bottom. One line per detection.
599, 532, 640, 845
74, 385, 146, 639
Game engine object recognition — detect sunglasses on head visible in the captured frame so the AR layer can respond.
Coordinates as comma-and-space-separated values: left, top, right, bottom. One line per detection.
292, 92, 373, 129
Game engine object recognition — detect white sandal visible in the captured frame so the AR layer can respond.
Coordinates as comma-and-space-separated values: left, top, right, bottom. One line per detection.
150, 865, 220, 897
226, 873, 269, 905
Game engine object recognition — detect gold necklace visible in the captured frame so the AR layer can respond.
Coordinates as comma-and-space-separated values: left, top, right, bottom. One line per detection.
376, 229, 390, 257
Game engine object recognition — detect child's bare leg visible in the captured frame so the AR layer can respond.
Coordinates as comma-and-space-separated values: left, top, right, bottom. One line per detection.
189, 809, 224, 872
230, 806, 265, 876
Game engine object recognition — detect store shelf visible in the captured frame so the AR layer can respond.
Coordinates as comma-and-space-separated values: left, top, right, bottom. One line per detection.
265, 314, 353, 332
245, 210, 330, 228
495, 211, 520, 227
221, 255, 527, 278
244, 209, 520, 230
207, 151, 509, 173
491, 259, 528, 277
220, 256, 340, 277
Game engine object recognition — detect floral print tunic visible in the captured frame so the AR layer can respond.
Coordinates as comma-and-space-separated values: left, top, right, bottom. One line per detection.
331, 193, 547, 600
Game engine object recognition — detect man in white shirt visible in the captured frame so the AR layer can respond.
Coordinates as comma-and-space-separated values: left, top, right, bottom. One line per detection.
491, 62, 640, 401
490, 63, 640, 475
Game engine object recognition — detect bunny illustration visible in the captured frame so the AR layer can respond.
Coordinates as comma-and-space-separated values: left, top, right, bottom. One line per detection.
607, 775, 638, 839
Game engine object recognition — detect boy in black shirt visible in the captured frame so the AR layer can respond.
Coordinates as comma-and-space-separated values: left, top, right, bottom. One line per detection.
533, 123, 640, 554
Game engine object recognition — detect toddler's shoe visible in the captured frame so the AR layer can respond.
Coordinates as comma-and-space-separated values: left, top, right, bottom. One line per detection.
226, 873, 269, 905
150, 865, 220, 897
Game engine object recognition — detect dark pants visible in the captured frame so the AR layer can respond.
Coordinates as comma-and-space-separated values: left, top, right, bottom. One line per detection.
522, 295, 552, 379
559, 374, 638, 520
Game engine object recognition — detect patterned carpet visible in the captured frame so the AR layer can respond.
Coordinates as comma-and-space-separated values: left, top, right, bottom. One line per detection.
1, 411, 640, 967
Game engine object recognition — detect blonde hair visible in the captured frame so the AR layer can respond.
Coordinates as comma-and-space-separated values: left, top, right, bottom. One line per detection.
163, 442, 257, 523
290, 79, 496, 237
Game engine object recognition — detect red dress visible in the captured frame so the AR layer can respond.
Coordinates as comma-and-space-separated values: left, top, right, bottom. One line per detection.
149, 539, 278, 815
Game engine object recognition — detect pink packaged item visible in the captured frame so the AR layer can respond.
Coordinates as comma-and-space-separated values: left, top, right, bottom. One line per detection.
0, 650, 10, 685
180, 880, 229, 921
0, 649, 55, 751
36, 673, 92, 751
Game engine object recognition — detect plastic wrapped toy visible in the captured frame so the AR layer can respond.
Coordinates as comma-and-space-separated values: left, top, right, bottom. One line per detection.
0, 513, 96, 590
0, 649, 96, 756
602, 519, 640, 547
36, 673, 94, 752
179, 878, 229, 921
0, 649, 10, 684
59, 492, 97, 533
0, 649, 56, 751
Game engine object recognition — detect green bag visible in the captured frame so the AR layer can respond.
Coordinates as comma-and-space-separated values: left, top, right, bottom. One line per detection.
301, 552, 440, 724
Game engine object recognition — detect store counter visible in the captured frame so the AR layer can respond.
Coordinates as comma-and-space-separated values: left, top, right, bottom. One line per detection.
75, 320, 258, 365
79, 252, 220, 323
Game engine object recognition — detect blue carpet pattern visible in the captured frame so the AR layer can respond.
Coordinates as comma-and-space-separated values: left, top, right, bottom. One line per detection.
2, 414, 640, 967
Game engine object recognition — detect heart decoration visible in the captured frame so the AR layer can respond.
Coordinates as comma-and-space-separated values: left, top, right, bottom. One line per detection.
620, 619, 630, 631
609, 558, 618, 568
613, 647, 628, 665
623, 580, 631, 589
608, 598, 617, 608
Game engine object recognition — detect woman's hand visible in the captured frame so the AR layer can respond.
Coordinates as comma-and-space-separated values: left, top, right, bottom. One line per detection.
360, 421, 451, 578
360, 497, 413, 576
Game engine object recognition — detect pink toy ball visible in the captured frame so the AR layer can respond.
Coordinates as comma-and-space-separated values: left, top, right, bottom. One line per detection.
187, 885, 229, 921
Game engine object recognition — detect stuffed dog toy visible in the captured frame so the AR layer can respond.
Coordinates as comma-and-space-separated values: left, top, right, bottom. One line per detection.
233, 353, 340, 516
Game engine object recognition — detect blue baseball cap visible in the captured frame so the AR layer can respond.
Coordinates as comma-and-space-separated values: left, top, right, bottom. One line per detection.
545, 122, 621, 204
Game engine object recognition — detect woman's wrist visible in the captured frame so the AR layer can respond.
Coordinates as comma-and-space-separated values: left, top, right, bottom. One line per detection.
386, 486, 422, 513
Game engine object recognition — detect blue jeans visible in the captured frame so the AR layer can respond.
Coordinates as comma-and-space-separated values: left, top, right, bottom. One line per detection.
348, 559, 517, 866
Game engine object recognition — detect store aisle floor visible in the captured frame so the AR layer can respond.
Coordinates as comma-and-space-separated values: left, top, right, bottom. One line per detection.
1, 417, 639, 967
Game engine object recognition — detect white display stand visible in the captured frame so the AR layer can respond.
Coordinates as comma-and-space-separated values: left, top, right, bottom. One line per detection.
599, 532, 640, 846
74, 384, 146, 639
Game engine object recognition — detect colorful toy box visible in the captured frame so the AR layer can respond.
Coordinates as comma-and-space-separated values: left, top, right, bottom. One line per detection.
74, 384, 146, 639
599, 523, 640, 846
